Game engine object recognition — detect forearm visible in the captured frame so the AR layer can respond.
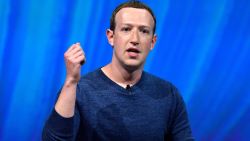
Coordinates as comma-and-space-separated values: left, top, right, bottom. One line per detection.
55, 78, 77, 118
43, 78, 80, 141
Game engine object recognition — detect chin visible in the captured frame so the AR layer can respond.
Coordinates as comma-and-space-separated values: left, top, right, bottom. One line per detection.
123, 61, 143, 72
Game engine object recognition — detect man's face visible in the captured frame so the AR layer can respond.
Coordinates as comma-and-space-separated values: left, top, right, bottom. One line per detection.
107, 7, 157, 70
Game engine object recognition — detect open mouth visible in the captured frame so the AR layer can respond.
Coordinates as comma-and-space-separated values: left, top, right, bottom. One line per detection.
126, 48, 140, 53
126, 48, 140, 57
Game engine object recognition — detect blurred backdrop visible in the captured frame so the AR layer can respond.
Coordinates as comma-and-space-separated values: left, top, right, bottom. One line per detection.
0, 0, 250, 140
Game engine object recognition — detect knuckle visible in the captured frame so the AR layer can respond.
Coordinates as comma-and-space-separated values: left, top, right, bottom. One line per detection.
75, 45, 80, 49
80, 52, 83, 55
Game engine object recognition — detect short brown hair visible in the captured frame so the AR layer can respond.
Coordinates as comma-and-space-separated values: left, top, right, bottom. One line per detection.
110, 0, 156, 34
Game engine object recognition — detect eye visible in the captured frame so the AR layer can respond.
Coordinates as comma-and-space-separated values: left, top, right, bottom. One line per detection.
141, 29, 150, 34
121, 27, 131, 32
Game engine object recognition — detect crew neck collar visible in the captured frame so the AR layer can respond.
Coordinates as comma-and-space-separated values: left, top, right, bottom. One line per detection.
97, 68, 145, 94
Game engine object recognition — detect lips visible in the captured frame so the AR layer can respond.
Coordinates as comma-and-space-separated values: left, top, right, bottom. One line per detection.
126, 47, 140, 57
126, 47, 140, 53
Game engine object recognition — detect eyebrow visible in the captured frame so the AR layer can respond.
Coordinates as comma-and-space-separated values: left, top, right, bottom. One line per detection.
121, 23, 151, 29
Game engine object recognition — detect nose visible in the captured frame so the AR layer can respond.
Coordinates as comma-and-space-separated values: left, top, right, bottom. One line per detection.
130, 30, 139, 46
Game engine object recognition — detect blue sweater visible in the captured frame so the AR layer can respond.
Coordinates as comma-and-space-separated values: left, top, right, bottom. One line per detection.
42, 69, 194, 141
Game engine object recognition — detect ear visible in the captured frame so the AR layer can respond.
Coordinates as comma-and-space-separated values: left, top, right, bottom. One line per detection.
150, 34, 157, 50
106, 29, 114, 47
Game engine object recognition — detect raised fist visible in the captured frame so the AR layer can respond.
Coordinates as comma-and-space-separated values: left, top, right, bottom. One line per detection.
64, 43, 86, 83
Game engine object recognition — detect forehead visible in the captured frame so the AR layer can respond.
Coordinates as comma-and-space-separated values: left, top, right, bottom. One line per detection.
115, 7, 154, 28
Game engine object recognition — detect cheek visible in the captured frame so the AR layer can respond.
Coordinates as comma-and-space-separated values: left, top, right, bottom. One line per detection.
142, 40, 153, 50
114, 38, 124, 48
114, 45, 124, 56
114, 37, 128, 50
141, 44, 153, 57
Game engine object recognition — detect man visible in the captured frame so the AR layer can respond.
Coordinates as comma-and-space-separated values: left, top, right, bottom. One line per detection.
42, 1, 194, 140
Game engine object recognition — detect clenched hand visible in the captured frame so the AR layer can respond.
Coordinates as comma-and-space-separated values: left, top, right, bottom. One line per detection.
64, 43, 86, 84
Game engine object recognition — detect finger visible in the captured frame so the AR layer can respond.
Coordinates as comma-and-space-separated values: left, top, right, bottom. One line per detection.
79, 53, 86, 65
66, 42, 82, 54
71, 49, 85, 61
68, 52, 85, 64
75, 54, 86, 65
73, 50, 85, 59
64, 44, 77, 58
66, 43, 77, 53
69, 44, 83, 56
75, 43, 85, 56
71, 43, 83, 54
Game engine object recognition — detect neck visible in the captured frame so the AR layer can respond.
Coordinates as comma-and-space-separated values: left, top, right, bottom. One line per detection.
101, 63, 143, 88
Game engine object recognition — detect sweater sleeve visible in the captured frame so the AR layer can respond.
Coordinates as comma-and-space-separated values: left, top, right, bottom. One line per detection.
42, 87, 80, 141
166, 87, 195, 141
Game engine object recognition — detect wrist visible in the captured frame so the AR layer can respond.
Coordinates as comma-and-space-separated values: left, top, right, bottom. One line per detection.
64, 77, 78, 86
